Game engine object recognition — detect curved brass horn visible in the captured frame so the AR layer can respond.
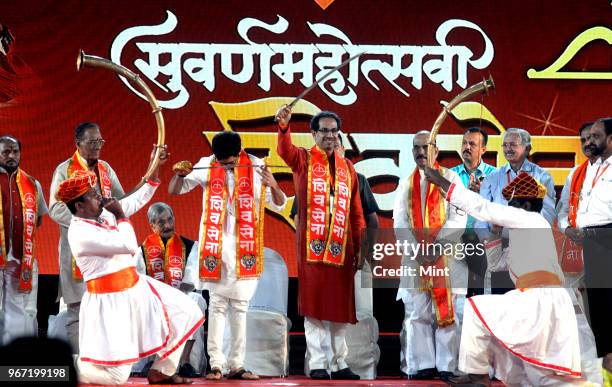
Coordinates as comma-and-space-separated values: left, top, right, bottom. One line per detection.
427, 76, 495, 167
77, 49, 165, 197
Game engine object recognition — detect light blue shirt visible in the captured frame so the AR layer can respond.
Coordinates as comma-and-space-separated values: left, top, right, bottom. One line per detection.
450, 161, 497, 229
474, 159, 556, 239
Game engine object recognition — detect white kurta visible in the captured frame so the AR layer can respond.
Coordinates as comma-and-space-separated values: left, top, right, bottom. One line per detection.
178, 154, 286, 301
447, 182, 581, 381
393, 168, 468, 297
67, 208, 204, 365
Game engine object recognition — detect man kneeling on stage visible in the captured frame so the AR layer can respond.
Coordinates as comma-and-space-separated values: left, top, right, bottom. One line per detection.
424, 168, 582, 386
57, 171, 205, 385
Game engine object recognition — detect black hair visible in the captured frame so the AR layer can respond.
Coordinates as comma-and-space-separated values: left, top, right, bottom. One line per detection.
508, 198, 543, 213
310, 111, 342, 132
0, 135, 21, 150
578, 122, 594, 135
465, 127, 488, 146
66, 196, 86, 214
211, 131, 241, 161
600, 118, 612, 136
75, 122, 99, 141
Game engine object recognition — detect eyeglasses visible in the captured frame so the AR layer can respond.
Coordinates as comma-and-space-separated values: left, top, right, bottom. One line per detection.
315, 128, 339, 135
82, 139, 106, 148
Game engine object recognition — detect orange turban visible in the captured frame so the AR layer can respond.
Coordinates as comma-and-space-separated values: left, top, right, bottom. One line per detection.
502, 172, 547, 201
56, 170, 97, 203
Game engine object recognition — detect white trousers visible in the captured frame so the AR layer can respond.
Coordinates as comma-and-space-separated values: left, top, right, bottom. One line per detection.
207, 292, 249, 370
77, 341, 185, 385
0, 261, 38, 345
459, 299, 583, 387
304, 317, 349, 372
400, 289, 464, 374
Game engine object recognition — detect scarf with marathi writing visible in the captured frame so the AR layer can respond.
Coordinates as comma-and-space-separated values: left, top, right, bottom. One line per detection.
199, 150, 266, 280
0, 169, 39, 292
306, 146, 352, 266
143, 233, 186, 288
67, 151, 113, 280
557, 160, 589, 273
407, 164, 454, 327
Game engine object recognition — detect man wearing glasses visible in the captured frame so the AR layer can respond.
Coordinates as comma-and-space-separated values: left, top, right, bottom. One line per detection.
275, 106, 365, 380
49, 122, 163, 354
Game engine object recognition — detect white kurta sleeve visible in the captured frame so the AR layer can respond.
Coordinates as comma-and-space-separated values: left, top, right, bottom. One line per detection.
556, 168, 575, 233
70, 220, 139, 258
437, 171, 467, 248
118, 181, 159, 217
447, 182, 544, 230
49, 164, 72, 228
182, 241, 200, 289
178, 157, 210, 194
135, 247, 146, 274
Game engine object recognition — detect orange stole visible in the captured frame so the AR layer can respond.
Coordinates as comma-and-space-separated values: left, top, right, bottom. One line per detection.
142, 233, 186, 288
559, 161, 589, 273
67, 151, 113, 281
407, 166, 454, 327
199, 151, 265, 280
306, 146, 352, 266
0, 170, 39, 293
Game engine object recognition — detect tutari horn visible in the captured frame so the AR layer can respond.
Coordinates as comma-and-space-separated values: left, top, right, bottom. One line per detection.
77, 49, 165, 197
427, 75, 495, 167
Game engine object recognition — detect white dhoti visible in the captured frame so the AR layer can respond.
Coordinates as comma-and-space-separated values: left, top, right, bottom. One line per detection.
77, 274, 204, 384
459, 288, 582, 386
0, 261, 38, 345
399, 289, 464, 374
304, 317, 349, 372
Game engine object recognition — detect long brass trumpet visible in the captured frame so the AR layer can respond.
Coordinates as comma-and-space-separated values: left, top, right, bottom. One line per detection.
427, 76, 495, 167
77, 50, 166, 197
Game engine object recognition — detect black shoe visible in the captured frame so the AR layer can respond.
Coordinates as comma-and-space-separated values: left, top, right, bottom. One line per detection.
446, 374, 489, 386
130, 359, 154, 377
178, 363, 201, 378
309, 369, 330, 379
331, 367, 360, 380
408, 367, 436, 380
439, 371, 455, 382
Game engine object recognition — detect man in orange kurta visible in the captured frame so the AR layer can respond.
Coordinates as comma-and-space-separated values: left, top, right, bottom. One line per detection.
276, 105, 365, 380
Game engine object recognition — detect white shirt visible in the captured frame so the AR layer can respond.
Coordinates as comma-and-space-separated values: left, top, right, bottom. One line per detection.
556, 160, 597, 232
576, 155, 612, 228
178, 154, 287, 301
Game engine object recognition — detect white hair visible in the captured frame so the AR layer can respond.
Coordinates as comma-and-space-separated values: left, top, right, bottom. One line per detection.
147, 202, 174, 224
504, 128, 531, 147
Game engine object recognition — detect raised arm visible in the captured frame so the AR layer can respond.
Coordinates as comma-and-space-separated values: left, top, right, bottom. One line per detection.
68, 218, 139, 258
275, 104, 303, 170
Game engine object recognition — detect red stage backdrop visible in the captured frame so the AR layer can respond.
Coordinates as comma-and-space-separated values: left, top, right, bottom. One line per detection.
1, 0, 610, 275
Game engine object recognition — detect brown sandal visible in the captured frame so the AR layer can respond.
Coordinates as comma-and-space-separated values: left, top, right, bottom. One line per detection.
205, 368, 223, 381
147, 369, 193, 384
227, 368, 259, 380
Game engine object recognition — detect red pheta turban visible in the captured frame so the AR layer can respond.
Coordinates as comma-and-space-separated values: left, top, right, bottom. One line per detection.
502, 172, 547, 201
56, 170, 97, 203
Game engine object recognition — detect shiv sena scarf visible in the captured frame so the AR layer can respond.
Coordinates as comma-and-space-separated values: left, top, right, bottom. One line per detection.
306, 146, 352, 266
558, 160, 589, 273
67, 151, 113, 281
407, 164, 454, 327
143, 233, 186, 288
0, 169, 39, 292
199, 150, 266, 280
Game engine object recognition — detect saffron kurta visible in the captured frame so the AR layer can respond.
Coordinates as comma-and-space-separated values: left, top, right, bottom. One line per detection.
278, 127, 365, 323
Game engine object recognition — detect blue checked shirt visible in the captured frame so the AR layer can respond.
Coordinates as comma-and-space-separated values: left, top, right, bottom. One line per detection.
474, 159, 556, 239
450, 161, 497, 229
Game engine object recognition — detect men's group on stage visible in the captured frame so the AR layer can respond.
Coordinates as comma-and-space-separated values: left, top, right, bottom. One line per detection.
0, 105, 610, 385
